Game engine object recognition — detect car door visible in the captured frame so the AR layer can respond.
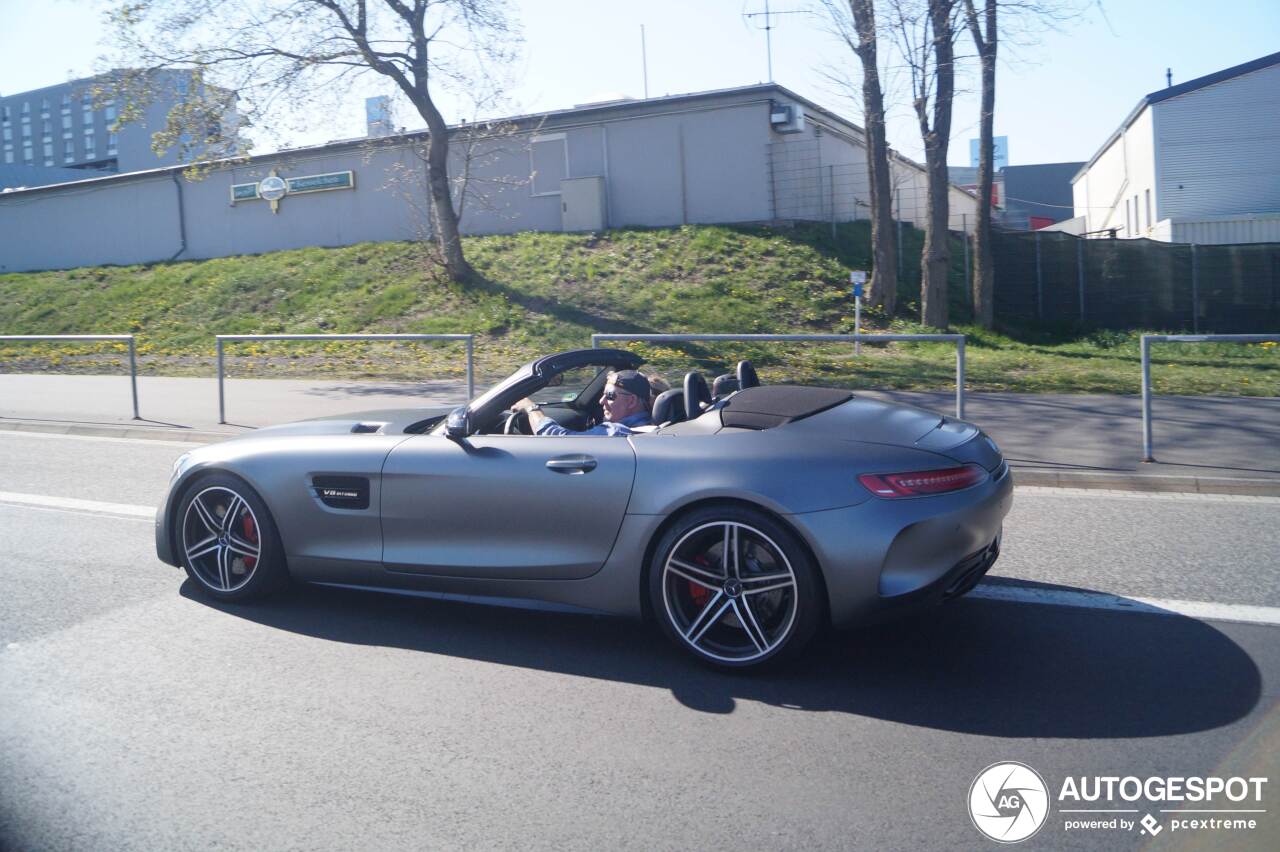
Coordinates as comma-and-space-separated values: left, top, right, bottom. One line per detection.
380, 433, 637, 580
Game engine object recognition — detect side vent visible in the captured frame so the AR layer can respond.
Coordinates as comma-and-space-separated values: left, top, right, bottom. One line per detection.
312, 475, 370, 510
351, 422, 387, 434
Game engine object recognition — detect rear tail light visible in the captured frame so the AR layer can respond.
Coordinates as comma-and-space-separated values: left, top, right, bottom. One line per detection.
858, 464, 987, 498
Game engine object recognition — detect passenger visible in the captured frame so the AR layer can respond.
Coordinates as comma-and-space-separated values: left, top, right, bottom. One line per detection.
515, 369, 654, 436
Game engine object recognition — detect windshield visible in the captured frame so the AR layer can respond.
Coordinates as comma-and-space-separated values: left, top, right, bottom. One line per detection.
529, 365, 605, 405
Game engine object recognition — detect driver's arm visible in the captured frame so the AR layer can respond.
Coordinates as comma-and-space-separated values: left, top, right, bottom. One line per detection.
513, 397, 554, 433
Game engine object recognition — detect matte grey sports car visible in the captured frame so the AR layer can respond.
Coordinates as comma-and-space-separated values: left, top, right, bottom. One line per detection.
157, 347, 1012, 668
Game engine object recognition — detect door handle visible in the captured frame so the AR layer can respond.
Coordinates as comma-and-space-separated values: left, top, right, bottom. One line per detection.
545, 455, 598, 474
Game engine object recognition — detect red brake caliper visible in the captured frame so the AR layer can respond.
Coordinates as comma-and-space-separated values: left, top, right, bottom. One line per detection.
689, 555, 712, 606
242, 515, 258, 569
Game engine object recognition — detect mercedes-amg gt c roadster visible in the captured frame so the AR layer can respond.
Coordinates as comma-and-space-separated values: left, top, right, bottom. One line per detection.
157, 347, 1012, 668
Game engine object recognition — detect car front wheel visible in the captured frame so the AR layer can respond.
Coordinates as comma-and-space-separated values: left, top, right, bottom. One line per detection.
648, 505, 823, 669
176, 473, 287, 601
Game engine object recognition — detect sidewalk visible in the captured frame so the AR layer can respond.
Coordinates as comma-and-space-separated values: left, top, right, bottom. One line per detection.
2, 374, 1278, 494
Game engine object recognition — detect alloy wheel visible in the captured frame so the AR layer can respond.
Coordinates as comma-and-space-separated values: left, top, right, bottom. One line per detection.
661, 521, 799, 663
182, 486, 262, 593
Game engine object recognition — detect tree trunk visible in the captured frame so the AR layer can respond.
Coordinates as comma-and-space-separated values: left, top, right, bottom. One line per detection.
417, 105, 472, 281
850, 0, 897, 314
969, 1, 997, 328
919, 0, 955, 329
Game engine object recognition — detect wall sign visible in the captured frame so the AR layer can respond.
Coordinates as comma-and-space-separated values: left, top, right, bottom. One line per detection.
230, 168, 356, 213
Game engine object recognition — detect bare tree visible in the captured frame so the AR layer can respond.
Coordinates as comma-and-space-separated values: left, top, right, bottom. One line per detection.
824, 0, 899, 314
887, 0, 957, 328
103, 0, 521, 282
962, 0, 996, 328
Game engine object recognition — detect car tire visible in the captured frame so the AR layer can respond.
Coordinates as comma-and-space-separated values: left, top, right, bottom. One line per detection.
174, 472, 288, 602
648, 504, 823, 669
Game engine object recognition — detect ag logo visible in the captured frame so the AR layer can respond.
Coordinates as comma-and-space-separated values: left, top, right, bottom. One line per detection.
969, 762, 1050, 843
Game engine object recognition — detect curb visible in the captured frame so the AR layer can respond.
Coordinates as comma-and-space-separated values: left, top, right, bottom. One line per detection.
4, 418, 1279, 497
0, 420, 234, 444
1010, 468, 1280, 497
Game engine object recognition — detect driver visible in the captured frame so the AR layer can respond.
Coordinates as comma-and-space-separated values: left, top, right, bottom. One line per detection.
514, 370, 654, 436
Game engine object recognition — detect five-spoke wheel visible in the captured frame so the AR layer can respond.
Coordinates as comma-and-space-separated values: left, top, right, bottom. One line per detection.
177, 474, 285, 600
649, 506, 822, 668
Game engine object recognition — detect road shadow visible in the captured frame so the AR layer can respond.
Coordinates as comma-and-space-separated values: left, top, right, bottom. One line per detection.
181, 578, 1261, 739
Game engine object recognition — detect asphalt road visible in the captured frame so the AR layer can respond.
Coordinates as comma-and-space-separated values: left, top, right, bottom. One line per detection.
2, 431, 1279, 851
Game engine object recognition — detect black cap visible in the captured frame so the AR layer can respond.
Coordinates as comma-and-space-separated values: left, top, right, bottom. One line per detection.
609, 370, 651, 403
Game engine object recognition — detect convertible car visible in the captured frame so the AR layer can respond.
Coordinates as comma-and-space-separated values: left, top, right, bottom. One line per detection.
157, 347, 1012, 668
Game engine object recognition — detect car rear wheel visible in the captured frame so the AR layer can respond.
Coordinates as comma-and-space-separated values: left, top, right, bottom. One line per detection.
176, 473, 287, 601
648, 505, 823, 669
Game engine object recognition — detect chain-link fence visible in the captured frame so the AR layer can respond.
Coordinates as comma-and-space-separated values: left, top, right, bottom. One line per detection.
992, 230, 1280, 332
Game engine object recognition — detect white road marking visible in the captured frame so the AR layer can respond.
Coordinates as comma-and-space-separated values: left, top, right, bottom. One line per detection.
970, 583, 1280, 627
0, 491, 156, 519
0, 430, 201, 449
1015, 485, 1280, 504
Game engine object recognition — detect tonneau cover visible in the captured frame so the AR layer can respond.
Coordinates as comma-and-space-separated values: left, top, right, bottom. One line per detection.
719, 386, 852, 430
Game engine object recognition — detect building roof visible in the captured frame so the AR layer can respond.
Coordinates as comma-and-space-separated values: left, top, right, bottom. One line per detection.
1072, 50, 1280, 184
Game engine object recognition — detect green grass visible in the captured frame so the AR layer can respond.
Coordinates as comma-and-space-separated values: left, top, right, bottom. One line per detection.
1, 223, 1276, 396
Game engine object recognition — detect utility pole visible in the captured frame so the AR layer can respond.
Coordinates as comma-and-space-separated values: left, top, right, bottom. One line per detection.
641, 25, 649, 99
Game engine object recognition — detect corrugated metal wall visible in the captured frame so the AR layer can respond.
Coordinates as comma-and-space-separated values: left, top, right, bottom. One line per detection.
1155, 63, 1280, 220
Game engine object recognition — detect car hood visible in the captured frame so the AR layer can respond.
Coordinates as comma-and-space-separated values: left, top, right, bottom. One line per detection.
221, 407, 453, 442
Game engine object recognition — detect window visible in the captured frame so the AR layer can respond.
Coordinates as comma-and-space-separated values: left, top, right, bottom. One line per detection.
40, 98, 49, 117
3, 147, 12, 164
530, 134, 568, 196
64, 139, 74, 159
21, 101, 30, 115
107, 132, 118, 155
21, 123, 30, 138
105, 103, 117, 123
22, 141, 33, 162
62, 114, 71, 130
1145, 189, 1152, 229
62, 93, 71, 109
1134, 195, 1140, 232
1, 126, 9, 142
42, 119, 52, 138
84, 134, 96, 158
1, 104, 8, 121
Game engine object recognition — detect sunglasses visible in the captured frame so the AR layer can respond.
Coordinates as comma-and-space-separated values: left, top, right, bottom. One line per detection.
602, 388, 635, 402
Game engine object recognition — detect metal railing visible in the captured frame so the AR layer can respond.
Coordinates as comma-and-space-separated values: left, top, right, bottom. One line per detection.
1, 334, 139, 419
1141, 333, 1279, 462
592, 332, 968, 418
215, 333, 475, 424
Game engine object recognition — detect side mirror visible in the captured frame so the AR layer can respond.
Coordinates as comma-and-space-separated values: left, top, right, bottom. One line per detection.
445, 406, 470, 440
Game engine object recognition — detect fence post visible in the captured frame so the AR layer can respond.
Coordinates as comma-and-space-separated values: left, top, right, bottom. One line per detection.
465, 336, 475, 401
1076, 237, 1086, 322
217, 338, 226, 425
956, 336, 966, 420
1141, 335, 1154, 462
1190, 243, 1200, 334
128, 336, 140, 420
962, 214, 970, 303
1034, 230, 1044, 321
829, 165, 836, 240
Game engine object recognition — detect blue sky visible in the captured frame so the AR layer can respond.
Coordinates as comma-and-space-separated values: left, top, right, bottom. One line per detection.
2, 0, 1277, 166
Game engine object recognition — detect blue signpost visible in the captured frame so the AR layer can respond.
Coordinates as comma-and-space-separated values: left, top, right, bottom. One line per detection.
850, 271, 867, 355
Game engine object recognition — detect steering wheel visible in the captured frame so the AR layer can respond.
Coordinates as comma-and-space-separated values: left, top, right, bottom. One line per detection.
503, 409, 531, 434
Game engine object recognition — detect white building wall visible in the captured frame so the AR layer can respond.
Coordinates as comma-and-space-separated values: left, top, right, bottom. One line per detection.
1073, 107, 1156, 238
1153, 62, 1280, 220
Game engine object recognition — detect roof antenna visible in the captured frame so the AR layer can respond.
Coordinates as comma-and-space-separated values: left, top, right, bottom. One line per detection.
1166, 67, 1172, 88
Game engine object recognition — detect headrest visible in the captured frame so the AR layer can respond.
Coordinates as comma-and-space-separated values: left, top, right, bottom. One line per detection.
652, 388, 686, 425
711, 373, 739, 398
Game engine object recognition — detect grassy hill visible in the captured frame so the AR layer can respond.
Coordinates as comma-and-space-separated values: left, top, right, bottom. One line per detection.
1, 223, 1276, 396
